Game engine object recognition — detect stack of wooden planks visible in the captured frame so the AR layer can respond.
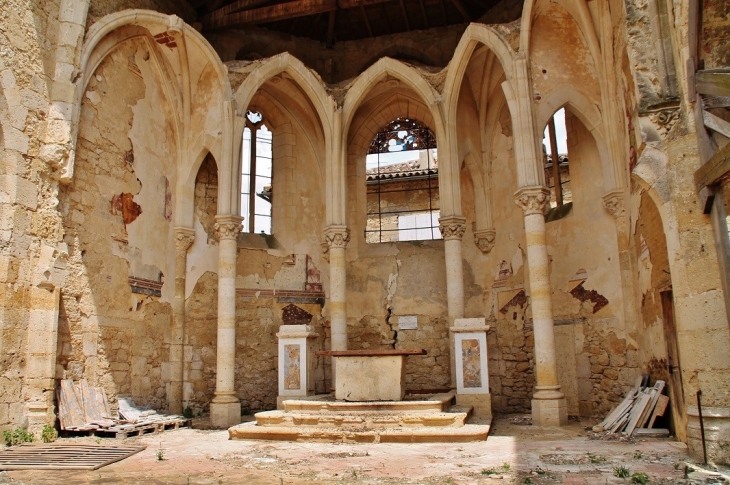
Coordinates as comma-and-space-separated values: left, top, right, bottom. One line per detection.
58, 379, 190, 438
592, 376, 670, 437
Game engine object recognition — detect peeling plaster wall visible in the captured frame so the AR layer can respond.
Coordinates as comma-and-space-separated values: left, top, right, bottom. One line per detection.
58, 37, 178, 413
0, 0, 67, 431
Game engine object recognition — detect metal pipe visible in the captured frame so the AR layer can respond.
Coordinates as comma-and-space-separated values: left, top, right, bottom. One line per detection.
697, 390, 707, 465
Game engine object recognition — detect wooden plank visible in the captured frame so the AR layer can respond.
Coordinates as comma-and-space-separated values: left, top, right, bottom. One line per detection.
205, 0, 337, 29
633, 428, 670, 438
59, 380, 86, 430
595, 394, 634, 431
694, 141, 730, 191
696, 71, 730, 97
316, 349, 427, 356
637, 381, 665, 429
702, 96, 730, 109
648, 394, 670, 428
338, 0, 393, 8
626, 393, 651, 436
207, 0, 271, 19
704, 110, 730, 139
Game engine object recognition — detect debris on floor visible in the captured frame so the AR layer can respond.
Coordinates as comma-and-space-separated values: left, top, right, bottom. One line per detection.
0, 444, 145, 471
593, 375, 669, 437
58, 379, 190, 438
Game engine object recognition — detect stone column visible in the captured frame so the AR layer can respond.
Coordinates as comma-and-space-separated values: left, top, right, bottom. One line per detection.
169, 227, 194, 415
323, 225, 350, 352
210, 215, 242, 428
439, 215, 466, 389
439, 216, 467, 318
514, 186, 568, 426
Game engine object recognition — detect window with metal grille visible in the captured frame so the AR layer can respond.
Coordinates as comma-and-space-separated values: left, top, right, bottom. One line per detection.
241, 110, 272, 234
365, 118, 440, 243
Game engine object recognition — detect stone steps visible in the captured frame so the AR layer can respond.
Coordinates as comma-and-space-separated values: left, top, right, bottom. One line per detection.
228, 392, 491, 443
228, 421, 491, 443
281, 392, 456, 414
254, 407, 471, 428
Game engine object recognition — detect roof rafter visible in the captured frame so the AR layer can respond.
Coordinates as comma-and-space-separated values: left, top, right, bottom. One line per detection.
205, 0, 337, 29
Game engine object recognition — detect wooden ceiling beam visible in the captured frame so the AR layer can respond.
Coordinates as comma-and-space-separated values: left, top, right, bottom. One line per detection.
399, 0, 410, 30
696, 71, 730, 97
326, 9, 336, 47
360, 5, 374, 37
206, 0, 274, 20
450, 0, 471, 21
205, 0, 337, 29
418, 0, 429, 28
337, 0, 393, 8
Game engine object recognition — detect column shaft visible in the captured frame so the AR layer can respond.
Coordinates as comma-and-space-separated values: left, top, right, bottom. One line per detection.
515, 186, 567, 426
440, 216, 467, 389
210, 216, 242, 428
170, 228, 194, 414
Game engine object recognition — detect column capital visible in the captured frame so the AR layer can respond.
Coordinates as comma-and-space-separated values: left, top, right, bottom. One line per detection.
323, 225, 350, 250
214, 215, 243, 240
602, 189, 626, 219
438, 216, 467, 240
514, 186, 550, 215
173, 227, 195, 252
473, 228, 496, 253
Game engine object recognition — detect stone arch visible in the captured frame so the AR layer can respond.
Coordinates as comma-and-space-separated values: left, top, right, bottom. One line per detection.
536, 87, 614, 194
233, 52, 333, 137
343, 57, 443, 142
81, 10, 231, 99
443, 23, 517, 125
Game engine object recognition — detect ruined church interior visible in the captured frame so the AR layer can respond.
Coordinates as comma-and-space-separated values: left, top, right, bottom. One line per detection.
2, 0, 730, 472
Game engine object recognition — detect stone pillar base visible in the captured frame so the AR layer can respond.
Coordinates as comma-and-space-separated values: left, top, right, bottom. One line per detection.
456, 394, 492, 419
210, 400, 241, 428
687, 405, 730, 465
532, 397, 568, 426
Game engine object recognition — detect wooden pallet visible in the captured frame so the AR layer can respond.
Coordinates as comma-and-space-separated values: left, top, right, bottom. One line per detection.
0, 444, 145, 470
66, 418, 192, 439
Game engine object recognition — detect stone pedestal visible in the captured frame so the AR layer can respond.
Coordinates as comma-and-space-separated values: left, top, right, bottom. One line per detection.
335, 355, 406, 401
276, 325, 319, 408
450, 318, 492, 418
687, 404, 730, 465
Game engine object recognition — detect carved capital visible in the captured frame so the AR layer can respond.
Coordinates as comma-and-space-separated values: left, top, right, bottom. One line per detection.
214, 215, 243, 240
174, 227, 195, 252
438, 216, 467, 240
474, 228, 497, 253
514, 186, 550, 215
323, 225, 350, 250
602, 189, 626, 219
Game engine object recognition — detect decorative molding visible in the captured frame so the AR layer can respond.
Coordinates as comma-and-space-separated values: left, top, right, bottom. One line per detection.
438, 216, 466, 240
473, 228, 496, 253
602, 189, 626, 219
323, 225, 350, 250
173, 227, 195, 252
214, 215, 243, 240
648, 107, 681, 139
514, 186, 550, 215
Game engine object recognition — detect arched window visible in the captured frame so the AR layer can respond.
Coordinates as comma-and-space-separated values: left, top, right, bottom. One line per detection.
365, 118, 440, 243
543, 108, 572, 210
241, 110, 272, 234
